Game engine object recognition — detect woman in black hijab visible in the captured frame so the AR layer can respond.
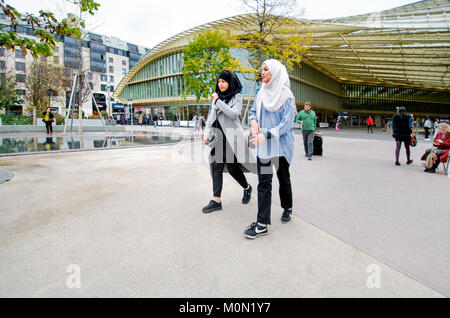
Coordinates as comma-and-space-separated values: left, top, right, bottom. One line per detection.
392, 107, 413, 165
202, 71, 252, 213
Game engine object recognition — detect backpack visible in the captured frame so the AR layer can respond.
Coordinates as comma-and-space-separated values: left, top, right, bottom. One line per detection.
425, 151, 438, 169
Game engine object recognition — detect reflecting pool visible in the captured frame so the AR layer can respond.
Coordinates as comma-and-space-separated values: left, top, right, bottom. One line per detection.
0, 134, 184, 156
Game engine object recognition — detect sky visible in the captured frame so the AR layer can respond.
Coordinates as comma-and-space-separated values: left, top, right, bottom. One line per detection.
7, 0, 419, 49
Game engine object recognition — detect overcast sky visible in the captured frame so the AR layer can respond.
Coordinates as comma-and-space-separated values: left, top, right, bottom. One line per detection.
7, 0, 418, 49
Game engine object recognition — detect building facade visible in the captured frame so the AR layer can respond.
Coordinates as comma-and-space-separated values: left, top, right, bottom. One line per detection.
113, 0, 450, 127
0, 12, 148, 117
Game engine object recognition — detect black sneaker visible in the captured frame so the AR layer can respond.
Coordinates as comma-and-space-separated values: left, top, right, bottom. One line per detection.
308, 157, 312, 161
244, 222, 268, 239
281, 208, 292, 223
202, 200, 222, 213
242, 185, 252, 204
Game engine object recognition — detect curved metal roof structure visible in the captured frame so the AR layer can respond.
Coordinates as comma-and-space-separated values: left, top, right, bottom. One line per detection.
113, 0, 450, 102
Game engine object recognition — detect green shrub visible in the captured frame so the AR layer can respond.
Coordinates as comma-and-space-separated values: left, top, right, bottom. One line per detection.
0, 114, 33, 125
54, 113, 65, 125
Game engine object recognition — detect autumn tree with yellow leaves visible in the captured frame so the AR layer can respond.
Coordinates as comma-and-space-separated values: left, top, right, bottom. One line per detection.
234, 0, 312, 76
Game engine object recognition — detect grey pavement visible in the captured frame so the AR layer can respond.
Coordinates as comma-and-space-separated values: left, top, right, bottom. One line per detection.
0, 127, 448, 297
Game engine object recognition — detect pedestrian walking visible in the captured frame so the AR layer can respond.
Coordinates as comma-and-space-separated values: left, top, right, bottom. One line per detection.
424, 116, 432, 140
295, 101, 316, 160
42, 107, 54, 135
433, 118, 440, 139
202, 70, 253, 213
153, 113, 158, 129
392, 107, 413, 166
245, 59, 296, 239
366, 116, 374, 133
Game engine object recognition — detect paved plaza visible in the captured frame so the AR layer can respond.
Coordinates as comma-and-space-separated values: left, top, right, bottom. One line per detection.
0, 127, 448, 297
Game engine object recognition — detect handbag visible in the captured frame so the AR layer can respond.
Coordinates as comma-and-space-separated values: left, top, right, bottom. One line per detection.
205, 101, 218, 148
410, 128, 417, 147
410, 135, 417, 147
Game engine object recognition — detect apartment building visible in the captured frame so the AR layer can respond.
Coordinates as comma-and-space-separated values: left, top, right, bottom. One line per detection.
0, 12, 148, 117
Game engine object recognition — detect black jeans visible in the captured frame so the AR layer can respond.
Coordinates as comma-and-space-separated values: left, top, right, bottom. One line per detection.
45, 122, 53, 134
210, 121, 248, 198
368, 124, 373, 133
256, 156, 292, 225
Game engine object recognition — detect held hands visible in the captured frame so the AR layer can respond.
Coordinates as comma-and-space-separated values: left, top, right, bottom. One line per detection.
249, 119, 265, 146
250, 119, 260, 136
250, 133, 266, 146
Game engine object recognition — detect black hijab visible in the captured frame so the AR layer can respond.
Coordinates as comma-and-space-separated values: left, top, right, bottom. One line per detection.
215, 70, 242, 104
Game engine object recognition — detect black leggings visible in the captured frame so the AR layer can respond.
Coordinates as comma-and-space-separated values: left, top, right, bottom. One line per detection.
45, 122, 53, 134
395, 139, 410, 162
210, 122, 248, 198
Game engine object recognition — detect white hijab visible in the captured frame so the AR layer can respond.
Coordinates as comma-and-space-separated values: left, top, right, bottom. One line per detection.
255, 59, 295, 121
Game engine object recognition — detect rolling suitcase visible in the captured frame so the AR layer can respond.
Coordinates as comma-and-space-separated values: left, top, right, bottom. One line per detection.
313, 133, 323, 156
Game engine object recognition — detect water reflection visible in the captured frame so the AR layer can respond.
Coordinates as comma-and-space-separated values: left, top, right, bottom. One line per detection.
0, 134, 182, 155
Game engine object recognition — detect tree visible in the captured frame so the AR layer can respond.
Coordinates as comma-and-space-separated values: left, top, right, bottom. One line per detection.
234, 0, 311, 75
0, 0, 100, 58
25, 58, 68, 124
0, 71, 22, 115
182, 29, 240, 103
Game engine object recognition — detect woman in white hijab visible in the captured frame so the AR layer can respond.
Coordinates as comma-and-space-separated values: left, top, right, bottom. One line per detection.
244, 59, 297, 239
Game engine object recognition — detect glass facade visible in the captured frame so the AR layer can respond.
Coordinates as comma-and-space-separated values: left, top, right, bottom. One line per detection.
63, 36, 81, 68
90, 41, 106, 73
342, 84, 450, 114
129, 52, 141, 69
120, 51, 185, 101
117, 47, 449, 117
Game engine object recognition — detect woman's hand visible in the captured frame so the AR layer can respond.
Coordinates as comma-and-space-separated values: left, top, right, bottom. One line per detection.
249, 133, 265, 147
203, 132, 210, 144
250, 119, 260, 136
211, 93, 219, 101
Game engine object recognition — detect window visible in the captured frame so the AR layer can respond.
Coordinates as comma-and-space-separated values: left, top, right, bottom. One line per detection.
0, 61, 5, 69
122, 68, 127, 75
15, 62, 26, 72
0, 47, 5, 56
109, 85, 114, 92
54, 47, 59, 53
89, 82, 94, 90
16, 74, 26, 83
101, 74, 107, 82
15, 49, 24, 58
109, 66, 114, 73
101, 84, 107, 92
53, 56, 59, 64
109, 57, 113, 63
122, 60, 126, 66
109, 75, 114, 83
88, 72, 93, 80
16, 89, 26, 95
